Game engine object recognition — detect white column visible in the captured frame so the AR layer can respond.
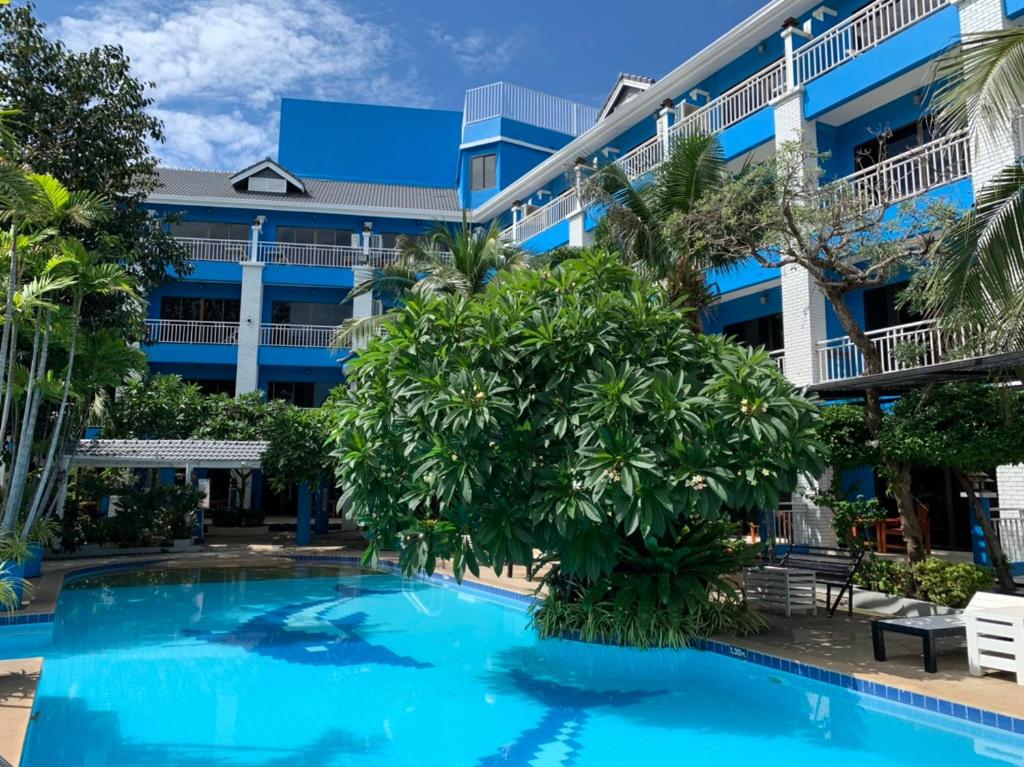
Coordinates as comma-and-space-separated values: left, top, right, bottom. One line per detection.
361, 222, 373, 263
773, 88, 827, 388
351, 266, 374, 320
792, 468, 838, 546
235, 261, 264, 395
656, 99, 674, 156
956, 0, 1017, 195
997, 465, 1024, 509
780, 21, 811, 91
568, 209, 594, 248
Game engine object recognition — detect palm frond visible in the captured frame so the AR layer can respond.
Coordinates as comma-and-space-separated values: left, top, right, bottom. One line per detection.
932, 28, 1024, 133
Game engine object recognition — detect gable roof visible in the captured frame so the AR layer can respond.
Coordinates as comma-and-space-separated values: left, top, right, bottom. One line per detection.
598, 73, 656, 122
229, 158, 306, 193
151, 167, 463, 220
68, 439, 268, 469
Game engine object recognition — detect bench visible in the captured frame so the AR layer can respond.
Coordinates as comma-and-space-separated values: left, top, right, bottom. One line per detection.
779, 546, 865, 617
871, 614, 966, 673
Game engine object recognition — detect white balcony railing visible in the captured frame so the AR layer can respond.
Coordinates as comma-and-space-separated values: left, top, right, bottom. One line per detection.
672, 59, 787, 139
993, 513, 1024, 562
794, 0, 948, 85
257, 242, 403, 269
816, 318, 971, 382
615, 136, 665, 182
505, 188, 581, 245
176, 237, 249, 262
261, 323, 337, 348
769, 348, 786, 374
463, 82, 599, 138
826, 131, 971, 210
144, 319, 238, 345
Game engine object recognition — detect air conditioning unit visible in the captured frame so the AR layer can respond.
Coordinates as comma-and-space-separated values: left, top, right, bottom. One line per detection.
248, 176, 287, 194
350, 233, 362, 248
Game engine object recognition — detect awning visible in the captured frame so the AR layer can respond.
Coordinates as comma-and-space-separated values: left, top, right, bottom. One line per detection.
67, 439, 268, 470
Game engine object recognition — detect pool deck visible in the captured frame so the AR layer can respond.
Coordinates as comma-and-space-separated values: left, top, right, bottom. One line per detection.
2, 542, 1024, 765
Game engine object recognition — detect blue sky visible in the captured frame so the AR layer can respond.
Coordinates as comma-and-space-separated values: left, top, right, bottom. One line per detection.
35, 0, 768, 171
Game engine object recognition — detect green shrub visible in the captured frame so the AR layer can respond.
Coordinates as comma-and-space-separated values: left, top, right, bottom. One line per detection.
914, 558, 995, 609
855, 556, 994, 608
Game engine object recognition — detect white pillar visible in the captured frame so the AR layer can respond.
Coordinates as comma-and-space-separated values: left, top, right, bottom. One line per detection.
780, 21, 811, 91
772, 88, 827, 388
351, 266, 375, 319
997, 465, 1024, 509
956, 0, 1017, 195
361, 222, 373, 263
656, 99, 674, 156
568, 209, 594, 248
235, 261, 264, 395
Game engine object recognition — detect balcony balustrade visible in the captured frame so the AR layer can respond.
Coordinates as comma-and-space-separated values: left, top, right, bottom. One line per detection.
176, 237, 249, 262
261, 323, 337, 348
144, 319, 238, 345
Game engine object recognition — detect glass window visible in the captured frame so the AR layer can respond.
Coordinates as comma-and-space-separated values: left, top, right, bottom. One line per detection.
169, 220, 249, 240
161, 296, 240, 322
277, 226, 353, 247
723, 313, 784, 351
471, 154, 497, 191
270, 301, 352, 326
268, 381, 316, 408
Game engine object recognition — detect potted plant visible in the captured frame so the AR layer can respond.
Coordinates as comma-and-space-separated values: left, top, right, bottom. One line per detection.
23, 517, 61, 578
0, 532, 33, 609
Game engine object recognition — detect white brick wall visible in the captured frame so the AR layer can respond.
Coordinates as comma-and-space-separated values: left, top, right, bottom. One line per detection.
997, 464, 1024, 510
957, 0, 1016, 194
568, 209, 594, 248
351, 266, 375, 319
235, 261, 264, 395
791, 468, 838, 546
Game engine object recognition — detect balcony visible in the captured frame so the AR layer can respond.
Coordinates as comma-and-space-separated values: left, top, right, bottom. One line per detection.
825, 131, 971, 210
176, 236, 403, 269
177, 237, 249, 262
816, 318, 974, 383
793, 0, 949, 86
463, 82, 599, 138
144, 319, 238, 345
769, 348, 786, 374
671, 60, 786, 141
261, 323, 336, 348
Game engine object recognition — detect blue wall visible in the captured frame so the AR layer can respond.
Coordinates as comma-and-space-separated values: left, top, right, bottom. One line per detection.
704, 287, 782, 335
278, 99, 462, 187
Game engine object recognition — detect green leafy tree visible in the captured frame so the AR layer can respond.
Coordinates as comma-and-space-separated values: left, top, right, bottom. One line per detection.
328, 250, 825, 646
105, 374, 207, 439
590, 133, 734, 323
0, 3, 188, 327
879, 383, 1024, 590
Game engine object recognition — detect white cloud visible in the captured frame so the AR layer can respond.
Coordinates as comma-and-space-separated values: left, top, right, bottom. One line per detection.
52, 0, 430, 169
427, 23, 528, 77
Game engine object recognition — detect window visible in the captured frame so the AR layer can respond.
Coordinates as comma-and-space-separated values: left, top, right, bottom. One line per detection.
271, 301, 352, 326
723, 313, 784, 351
276, 227, 354, 247
863, 281, 922, 332
161, 296, 240, 322
248, 176, 288, 194
854, 121, 933, 172
183, 379, 236, 396
170, 220, 250, 241
470, 154, 497, 191
268, 381, 316, 408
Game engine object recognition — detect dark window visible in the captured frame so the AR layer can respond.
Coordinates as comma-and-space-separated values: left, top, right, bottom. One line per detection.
268, 381, 316, 408
170, 220, 250, 240
379, 233, 402, 249
183, 379, 236, 396
161, 296, 240, 322
276, 227, 354, 247
271, 301, 352, 326
723, 313, 784, 350
862, 281, 921, 331
854, 121, 933, 171
471, 154, 497, 191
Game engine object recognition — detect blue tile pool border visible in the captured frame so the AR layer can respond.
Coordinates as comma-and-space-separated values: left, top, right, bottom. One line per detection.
2, 552, 1022, 737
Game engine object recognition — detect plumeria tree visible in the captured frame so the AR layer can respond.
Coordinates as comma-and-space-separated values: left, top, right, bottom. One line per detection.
328, 250, 826, 647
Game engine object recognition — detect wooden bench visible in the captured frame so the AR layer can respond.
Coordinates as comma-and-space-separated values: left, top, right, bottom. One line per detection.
779, 546, 865, 616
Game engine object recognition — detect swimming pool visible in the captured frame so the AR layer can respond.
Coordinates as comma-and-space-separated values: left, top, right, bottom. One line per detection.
7, 564, 1024, 766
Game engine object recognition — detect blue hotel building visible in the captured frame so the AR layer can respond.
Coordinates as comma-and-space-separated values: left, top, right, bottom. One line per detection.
144, 0, 1024, 555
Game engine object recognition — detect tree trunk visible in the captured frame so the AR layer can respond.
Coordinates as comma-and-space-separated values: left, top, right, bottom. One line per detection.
23, 301, 81, 536
828, 290, 926, 560
2, 313, 52, 532
956, 470, 1016, 592
0, 220, 19, 424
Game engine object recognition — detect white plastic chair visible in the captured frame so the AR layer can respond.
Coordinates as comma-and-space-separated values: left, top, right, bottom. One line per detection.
965, 591, 1024, 685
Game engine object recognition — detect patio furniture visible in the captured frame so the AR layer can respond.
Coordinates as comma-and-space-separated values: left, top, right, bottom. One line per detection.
965, 592, 1024, 685
778, 546, 865, 616
743, 565, 817, 617
871, 614, 966, 673
877, 499, 931, 555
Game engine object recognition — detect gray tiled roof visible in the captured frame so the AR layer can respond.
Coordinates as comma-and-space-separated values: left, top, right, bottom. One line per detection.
69, 439, 268, 468
153, 167, 462, 214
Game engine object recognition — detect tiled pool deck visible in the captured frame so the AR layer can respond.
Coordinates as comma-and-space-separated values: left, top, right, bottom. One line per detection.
2, 544, 1023, 765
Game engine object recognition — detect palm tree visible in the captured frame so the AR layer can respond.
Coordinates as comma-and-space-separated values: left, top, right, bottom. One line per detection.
924, 28, 1024, 347
589, 133, 732, 325
334, 213, 529, 347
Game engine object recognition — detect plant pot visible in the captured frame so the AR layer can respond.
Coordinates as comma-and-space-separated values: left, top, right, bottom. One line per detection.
0, 561, 25, 609
23, 542, 43, 578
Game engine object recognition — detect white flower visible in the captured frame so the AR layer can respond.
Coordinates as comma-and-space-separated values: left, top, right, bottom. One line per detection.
685, 474, 708, 491
572, 479, 584, 492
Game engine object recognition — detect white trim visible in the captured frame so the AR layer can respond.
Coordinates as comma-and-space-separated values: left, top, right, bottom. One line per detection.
228, 159, 306, 193
459, 136, 558, 155
710, 277, 782, 304
598, 76, 655, 122
470, 0, 818, 222
147, 193, 465, 222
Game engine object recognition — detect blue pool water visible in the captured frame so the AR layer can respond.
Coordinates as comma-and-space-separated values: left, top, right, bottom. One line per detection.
6, 565, 1024, 766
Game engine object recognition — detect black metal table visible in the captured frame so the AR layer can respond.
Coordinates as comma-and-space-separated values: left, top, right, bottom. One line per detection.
871, 614, 966, 673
